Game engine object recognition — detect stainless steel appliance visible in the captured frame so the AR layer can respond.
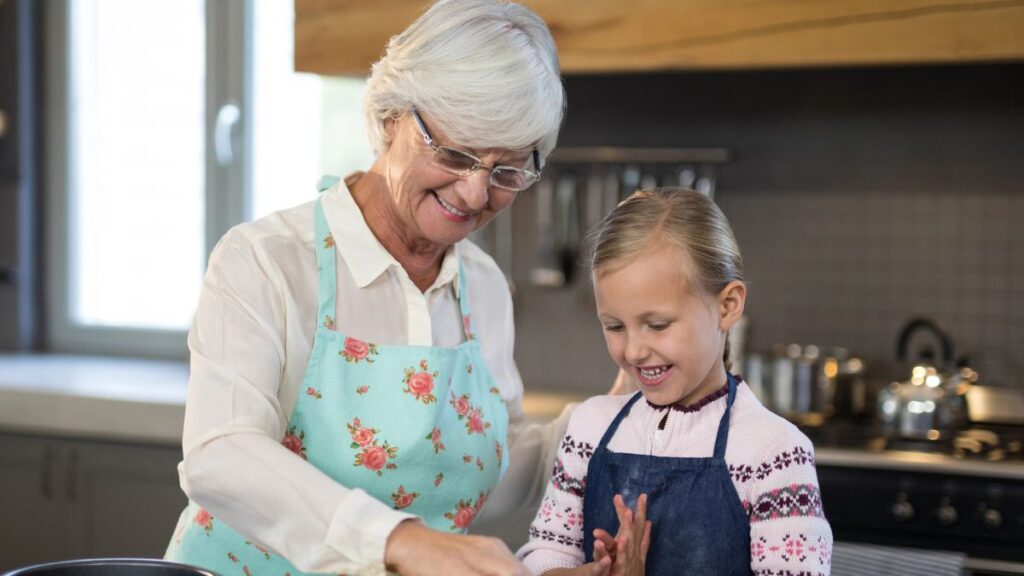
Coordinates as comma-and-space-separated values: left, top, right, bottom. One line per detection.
810, 422, 1024, 575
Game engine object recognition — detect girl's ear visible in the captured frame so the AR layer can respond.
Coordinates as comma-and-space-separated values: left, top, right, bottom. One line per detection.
717, 280, 746, 332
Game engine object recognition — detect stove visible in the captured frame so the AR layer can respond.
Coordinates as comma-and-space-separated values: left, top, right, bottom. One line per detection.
806, 423, 1024, 574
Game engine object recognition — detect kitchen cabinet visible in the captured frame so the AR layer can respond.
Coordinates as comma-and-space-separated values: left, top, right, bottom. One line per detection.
295, 0, 1024, 76
0, 432, 186, 572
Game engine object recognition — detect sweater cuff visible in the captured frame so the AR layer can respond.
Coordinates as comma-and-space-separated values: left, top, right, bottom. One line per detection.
521, 550, 582, 576
326, 487, 418, 575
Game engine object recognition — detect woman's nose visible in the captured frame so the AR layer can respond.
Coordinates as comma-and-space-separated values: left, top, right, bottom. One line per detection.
458, 170, 491, 211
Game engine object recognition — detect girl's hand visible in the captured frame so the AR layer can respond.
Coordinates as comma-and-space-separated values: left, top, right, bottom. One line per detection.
609, 494, 652, 576
385, 520, 529, 576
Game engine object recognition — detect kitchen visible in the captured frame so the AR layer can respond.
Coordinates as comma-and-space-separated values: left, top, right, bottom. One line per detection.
1, 1, 1023, 575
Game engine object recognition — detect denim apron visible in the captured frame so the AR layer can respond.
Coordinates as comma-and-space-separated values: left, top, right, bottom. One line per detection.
582, 374, 750, 575
167, 177, 510, 575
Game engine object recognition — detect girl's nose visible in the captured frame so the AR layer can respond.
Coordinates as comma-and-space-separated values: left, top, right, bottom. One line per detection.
624, 335, 649, 364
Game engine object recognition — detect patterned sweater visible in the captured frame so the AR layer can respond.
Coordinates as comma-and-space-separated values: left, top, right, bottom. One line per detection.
516, 382, 833, 576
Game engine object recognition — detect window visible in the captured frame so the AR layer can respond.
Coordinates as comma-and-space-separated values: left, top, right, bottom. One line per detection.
46, 0, 372, 358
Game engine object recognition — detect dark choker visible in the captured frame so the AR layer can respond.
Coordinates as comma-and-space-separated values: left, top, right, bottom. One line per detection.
645, 378, 741, 413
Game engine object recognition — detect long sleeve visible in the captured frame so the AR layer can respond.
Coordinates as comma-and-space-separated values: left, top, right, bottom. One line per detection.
516, 406, 598, 575
179, 230, 414, 575
740, 436, 834, 576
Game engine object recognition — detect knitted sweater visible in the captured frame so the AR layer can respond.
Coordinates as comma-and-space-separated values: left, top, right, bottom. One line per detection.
517, 381, 833, 576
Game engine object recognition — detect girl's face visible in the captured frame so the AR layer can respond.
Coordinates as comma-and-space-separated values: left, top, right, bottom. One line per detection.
594, 241, 744, 407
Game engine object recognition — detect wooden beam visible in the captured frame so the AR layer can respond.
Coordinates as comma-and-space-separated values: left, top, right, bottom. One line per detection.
295, 0, 1024, 76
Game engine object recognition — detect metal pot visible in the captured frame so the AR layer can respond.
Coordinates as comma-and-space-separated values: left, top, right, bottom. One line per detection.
877, 317, 972, 441
1, 559, 217, 576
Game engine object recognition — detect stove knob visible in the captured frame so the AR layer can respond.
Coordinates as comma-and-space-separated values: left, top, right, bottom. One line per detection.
891, 497, 914, 523
982, 508, 1003, 530
936, 502, 958, 526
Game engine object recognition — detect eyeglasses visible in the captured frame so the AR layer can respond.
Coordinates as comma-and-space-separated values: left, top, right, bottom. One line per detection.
410, 109, 542, 192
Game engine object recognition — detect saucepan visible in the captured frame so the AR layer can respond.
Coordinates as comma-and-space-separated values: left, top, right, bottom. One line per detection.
1, 559, 217, 576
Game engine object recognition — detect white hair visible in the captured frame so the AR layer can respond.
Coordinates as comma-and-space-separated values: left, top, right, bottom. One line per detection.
364, 0, 565, 162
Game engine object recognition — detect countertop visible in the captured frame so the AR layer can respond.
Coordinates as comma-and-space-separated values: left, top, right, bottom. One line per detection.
2, 353, 1024, 480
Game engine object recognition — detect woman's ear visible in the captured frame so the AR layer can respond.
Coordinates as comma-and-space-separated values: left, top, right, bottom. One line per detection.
382, 114, 398, 146
717, 280, 746, 331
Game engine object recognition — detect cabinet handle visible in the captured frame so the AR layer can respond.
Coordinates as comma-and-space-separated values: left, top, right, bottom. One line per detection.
66, 447, 78, 502
40, 445, 54, 499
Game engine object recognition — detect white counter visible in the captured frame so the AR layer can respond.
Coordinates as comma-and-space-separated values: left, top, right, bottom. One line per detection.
0, 354, 188, 445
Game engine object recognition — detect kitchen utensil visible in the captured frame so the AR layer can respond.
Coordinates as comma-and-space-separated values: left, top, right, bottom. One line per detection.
529, 177, 564, 287
877, 317, 972, 441
819, 349, 869, 421
1, 559, 217, 576
554, 173, 580, 284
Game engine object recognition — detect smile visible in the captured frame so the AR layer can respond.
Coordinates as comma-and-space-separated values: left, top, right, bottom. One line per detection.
434, 192, 472, 221
635, 365, 673, 387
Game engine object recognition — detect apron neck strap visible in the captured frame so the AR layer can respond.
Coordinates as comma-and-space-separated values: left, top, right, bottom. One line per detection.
456, 254, 475, 341
712, 373, 739, 458
314, 197, 337, 324
595, 392, 645, 450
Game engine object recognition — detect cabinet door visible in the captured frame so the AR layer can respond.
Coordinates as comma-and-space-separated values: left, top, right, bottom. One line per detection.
0, 434, 72, 571
66, 440, 187, 559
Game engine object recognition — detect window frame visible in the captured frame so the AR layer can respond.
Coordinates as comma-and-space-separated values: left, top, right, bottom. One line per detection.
44, 0, 254, 359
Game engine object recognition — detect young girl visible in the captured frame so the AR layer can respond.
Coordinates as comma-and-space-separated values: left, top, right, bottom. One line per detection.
518, 188, 833, 576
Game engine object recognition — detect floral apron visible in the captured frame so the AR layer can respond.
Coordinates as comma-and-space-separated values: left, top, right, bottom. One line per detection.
167, 177, 510, 575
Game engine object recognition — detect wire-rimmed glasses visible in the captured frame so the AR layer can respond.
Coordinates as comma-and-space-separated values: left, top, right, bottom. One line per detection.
410, 109, 541, 192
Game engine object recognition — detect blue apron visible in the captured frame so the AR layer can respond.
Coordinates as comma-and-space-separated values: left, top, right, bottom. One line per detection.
167, 177, 509, 575
582, 374, 751, 575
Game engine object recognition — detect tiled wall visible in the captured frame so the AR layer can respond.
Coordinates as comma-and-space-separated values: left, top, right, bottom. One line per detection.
486, 64, 1024, 394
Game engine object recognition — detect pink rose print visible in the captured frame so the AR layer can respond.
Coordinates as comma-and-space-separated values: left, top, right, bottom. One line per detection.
340, 337, 378, 363
463, 314, 475, 340
391, 485, 419, 510
467, 363, 474, 375
402, 359, 438, 404
434, 472, 444, 487
444, 499, 477, 531
281, 426, 307, 460
245, 540, 271, 560
467, 408, 490, 434
489, 386, 500, 395
356, 385, 369, 395
462, 454, 473, 463
425, 427, 446, 453
194, 508, 214, 535
227, 552, 238, 564
495, 440, 504, 466
449, 392, 491, 434
322, 315, 335, 330
306, 386, 322, 399
347, 418, 398, 476
351, 428, 375, 448
361, 446, 389, 471
323, 234, 335, 249
242, 566, 251, 576
450, 393, 471, 417
476, 456, 484, 471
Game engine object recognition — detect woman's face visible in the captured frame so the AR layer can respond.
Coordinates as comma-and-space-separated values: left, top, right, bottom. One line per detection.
381, 112, 531, 249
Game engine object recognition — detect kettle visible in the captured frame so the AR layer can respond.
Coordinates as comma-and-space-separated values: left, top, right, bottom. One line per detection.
877, 317, 973, 441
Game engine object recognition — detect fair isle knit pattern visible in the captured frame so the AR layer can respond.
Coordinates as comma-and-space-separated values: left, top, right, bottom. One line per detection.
516, 382, 833, 576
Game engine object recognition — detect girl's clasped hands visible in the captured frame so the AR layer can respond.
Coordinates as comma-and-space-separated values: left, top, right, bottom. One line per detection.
590, 494, 652, 576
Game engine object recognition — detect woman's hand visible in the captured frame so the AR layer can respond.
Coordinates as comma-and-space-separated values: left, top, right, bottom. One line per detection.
385, 520, 529, 576
590, 494, 651, 576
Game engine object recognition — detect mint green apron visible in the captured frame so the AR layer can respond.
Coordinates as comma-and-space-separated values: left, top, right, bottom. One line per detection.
166, 178, 510, 575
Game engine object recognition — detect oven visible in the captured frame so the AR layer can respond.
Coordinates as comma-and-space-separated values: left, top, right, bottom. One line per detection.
817, 449, 1024, 575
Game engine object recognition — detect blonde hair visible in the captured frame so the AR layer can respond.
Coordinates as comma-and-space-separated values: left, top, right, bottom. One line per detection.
364, 0, 565, 160
589, 188, 745, 368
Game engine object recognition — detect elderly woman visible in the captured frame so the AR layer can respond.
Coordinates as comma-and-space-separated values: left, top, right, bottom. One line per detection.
164, 1, 570, 575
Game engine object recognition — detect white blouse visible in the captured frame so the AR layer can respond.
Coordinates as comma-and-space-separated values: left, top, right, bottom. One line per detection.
177, 175, 570, 575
